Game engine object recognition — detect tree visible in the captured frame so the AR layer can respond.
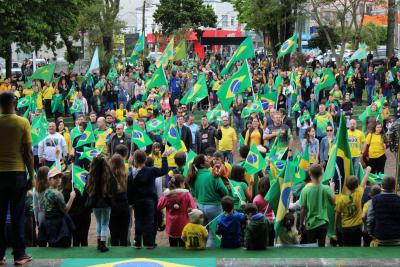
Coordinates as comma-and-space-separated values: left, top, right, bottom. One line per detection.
360, 22, 387, 52
153, 0, 217, 36
0, 0, 89, 77
226, 0, 303, 67
77, 0, 125, 72
387, 0, 396, 57
308, 26, 340, 53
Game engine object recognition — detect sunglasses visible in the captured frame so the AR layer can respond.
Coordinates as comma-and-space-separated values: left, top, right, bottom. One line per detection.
326, 129, 333, 132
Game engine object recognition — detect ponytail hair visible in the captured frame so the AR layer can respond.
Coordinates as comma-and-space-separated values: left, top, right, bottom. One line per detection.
168, 174, 185, 190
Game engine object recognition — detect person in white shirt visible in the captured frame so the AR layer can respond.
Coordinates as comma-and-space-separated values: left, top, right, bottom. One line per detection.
38, 122, 68, 167
76, 90, 89, 115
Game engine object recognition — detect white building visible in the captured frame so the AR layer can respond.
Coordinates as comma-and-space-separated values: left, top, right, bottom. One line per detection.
123, 0, 241, 35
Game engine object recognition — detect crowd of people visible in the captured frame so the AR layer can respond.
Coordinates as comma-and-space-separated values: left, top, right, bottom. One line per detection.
1, 48, 400, 265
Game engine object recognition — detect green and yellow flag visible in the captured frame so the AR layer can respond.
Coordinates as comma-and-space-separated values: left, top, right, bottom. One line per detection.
314, 68, 336, 96
217, 60, 252, 111
180, 73, 208, 105
146, 115, 166, 132
163, 116, 182, 150
277, 34, 298, 59
72, 164, 88, 195
17, 96, 31, 108
244, 144, 267, 176
206, 104, 222, 123
298, 143, 310, 171
31, 64, 56, 81
146, 66, 168, 91
183, 150, 197, 176
157, 38, 174, 67
31, 114, 48, 145
76, 123, 94, 148
221, 37, 255, 76
174, 40, 187, 61
69, 99, 82, 114
275, 158, 293, 233
79, 147, 103, 161
131, 124, 153, 148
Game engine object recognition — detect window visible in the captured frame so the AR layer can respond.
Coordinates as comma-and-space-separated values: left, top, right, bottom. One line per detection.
231, 16, 235, 26
221, 15, 228, 28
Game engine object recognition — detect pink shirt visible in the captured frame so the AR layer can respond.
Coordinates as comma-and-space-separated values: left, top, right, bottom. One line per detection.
157, 189, 196, 238
252, 194, 275, 224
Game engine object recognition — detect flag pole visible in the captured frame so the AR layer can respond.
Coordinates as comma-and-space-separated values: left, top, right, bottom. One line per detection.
71, 163, 74, 192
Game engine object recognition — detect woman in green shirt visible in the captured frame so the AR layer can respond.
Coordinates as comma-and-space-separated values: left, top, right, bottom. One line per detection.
186, 154, 229, 248
51, 88, 64, 121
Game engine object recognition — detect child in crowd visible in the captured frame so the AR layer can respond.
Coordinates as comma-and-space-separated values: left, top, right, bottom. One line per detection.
335, 167, 371, 247
362, 185, 381, 247
278, 213, 300, 245
166, 151, 186, 187
37, 169, 76, 248
157, 174, 196, 247
182, 209, 208, 250
216, 196, 246, 248
229, 165, 252, 210
299, 164, 335, 247
149, 142, 163, 197
33, 166, 50, 247
252, 177, 275, 245
244, 203, 269, 250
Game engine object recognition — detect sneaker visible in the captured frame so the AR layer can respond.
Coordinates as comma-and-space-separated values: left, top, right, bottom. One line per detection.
0, 257, 5, 265
14, 254, 32, 265
134, 245, 142, 249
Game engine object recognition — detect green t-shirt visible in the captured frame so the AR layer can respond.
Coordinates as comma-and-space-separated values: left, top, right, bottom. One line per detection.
190, 169, 229, 205
41, 188, 66, 218
299, 183, 334, 230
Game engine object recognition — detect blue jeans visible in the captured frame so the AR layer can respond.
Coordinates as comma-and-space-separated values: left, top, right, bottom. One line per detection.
366, 84, 374, 104
93, 207, 111, 237
197, 203, 222, 248
352, 157, 360, 177
0, 172, 27, 260
223, 151, 233, 164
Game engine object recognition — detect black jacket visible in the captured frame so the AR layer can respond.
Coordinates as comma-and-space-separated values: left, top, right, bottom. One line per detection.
195, 125, 222, 154
108, 133, 131, 156
178, 125, 192, 151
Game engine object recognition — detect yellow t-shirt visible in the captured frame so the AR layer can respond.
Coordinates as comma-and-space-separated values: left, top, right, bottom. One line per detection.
149, 153, 162, 168
36, 92, 43, 110
348, 129, 365, 158
138, 107, 148, 118
61, 131, 72, 155
366, 133, 385, 159
0, 83, 11, 92
42, 86, 55, 100
115, 108, 127, 121
23, 88, 33, 96
0, 114, 32, 172
362, 199, 371, 219
335, 187, 364, 228
219, 126, 237, 151
166, 141, 187, 168
245, 128, 262, 147
94, 128, 113, 155
181, 223, 208, 249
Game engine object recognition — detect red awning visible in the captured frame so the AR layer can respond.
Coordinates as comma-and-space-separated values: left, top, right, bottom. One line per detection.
146, 29, 242, 43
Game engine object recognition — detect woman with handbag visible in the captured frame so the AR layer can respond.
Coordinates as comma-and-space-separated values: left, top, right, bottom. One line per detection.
363, 123, 387, 174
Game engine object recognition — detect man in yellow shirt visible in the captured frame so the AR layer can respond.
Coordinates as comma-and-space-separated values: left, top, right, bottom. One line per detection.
347, 119, 365, 175
218, 115, 237, 164
335, 166, 371, 246
0, 79, 11, 92
0, 92, 34, 264
94, 117, 113, 155
42, 81, 55, 118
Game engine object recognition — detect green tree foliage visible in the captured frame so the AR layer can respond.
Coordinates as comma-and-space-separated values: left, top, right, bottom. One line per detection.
308, 26, 340, 53
0, 0, 90, 77
154, 0, 217, 36
226, 0, 304, 65
360, 22, 387, 52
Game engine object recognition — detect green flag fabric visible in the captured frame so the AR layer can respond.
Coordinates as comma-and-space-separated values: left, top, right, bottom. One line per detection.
244, 144, 267, 176
348, 42, 367, 62
174, 40, 187, 61
163, 116, 182, 150
76, 124, 95, 148
183, 150, 197, 177
217, 61, 252, 111
157, 38, 174, 68
220, 37, 255, 76
277, 34, 298, 59
72, 164, 88, 195
180, 74, 208, 105
30, 114, 48, 145
79, 147, 103, 161
275, 158, 293, 233
31, 64, 56, 81
17, 96, 31, 108
131, 124, 153, 148
146, 115, 166, 132
146, 66, 168, 91
70, 99, 82, 114
206, 104, 222, 123
314, 68, 336, 96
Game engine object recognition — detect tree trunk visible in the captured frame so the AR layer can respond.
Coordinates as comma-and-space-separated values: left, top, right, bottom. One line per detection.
5, 43, 12, 79
387, 0, 396, 57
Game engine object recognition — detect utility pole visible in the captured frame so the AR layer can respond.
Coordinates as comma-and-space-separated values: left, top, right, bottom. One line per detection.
142, 0, 146, 36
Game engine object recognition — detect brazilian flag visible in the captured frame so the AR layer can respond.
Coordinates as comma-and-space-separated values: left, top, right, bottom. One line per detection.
298, 143, 310, 171
72, 164, 88, 195
357, 163, 384, 185
277, 34, 298, 59
131, 124, 153, 148
180, 73, 208, 105
70, 99, 82, 114
76, 124, 94, 148
244, 144, 267, 176
274, 158, 293, 234
220, 37, 255, 76
290, 151, 306, 185
163, 116, 182, 150
17, 96, 31, 108
206, 104, 222, 123
183, 150, 197, 177
146, 115, 165, 132
79, 147, 103, 161
269, 158, 286, 180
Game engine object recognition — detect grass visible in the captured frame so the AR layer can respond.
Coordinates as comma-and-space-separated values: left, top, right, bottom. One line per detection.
7, 246, 400, 259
